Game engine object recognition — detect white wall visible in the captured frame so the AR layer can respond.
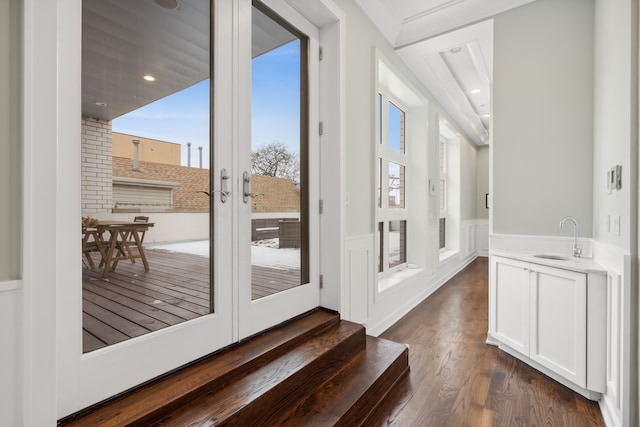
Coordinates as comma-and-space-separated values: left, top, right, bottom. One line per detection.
460, 136, 478, 221
492, 0, 594, 238
477, 146, 489, 221
593, 0, 637, 251
0, 0, 21, 280
0, 1, 22, 425
336, 0, 482, 335
592, 1, 638, 426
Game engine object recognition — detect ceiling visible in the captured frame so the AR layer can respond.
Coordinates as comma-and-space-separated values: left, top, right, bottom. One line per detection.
82, 0, 296, 122
355, 0, 538, 146
83, 0, 538, 146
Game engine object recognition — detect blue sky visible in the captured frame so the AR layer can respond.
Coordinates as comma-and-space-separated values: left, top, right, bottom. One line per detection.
113, 40, 301, 170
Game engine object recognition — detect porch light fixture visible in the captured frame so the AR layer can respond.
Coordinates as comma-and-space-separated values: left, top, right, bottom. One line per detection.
94, 101, 107, 107
143, 74, 156, 82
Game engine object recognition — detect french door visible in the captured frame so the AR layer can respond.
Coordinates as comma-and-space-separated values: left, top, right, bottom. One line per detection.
59, 0, 319, 418
237, 0, 320, 339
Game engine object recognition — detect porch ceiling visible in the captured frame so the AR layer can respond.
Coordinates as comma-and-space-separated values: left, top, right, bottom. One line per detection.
82, 0, 295, 122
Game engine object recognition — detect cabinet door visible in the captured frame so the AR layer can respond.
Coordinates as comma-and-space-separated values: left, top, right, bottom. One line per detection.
529, 264, 587, 387
491, 256, 530, 355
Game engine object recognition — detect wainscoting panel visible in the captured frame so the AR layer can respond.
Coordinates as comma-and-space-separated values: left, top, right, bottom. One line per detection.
344, 235, 374, 325
476, 220, 489, 256
591, 242, 630, 427
606, 272, 622, 420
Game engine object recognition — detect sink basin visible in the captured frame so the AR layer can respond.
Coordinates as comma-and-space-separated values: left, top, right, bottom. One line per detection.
533, 254, 571, 261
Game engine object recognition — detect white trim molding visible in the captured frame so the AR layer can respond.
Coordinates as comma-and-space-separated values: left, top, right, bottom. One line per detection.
592, 241, 632, 427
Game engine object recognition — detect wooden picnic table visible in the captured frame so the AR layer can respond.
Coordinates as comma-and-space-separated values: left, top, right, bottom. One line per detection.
95, 220, 155, 278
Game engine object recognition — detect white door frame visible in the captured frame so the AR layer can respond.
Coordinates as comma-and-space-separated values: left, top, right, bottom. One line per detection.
23, 0, 345, 421
54, 0, 236, 417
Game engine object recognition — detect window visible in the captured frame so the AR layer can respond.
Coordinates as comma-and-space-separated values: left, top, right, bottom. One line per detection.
438, 120, 460, 259
439, 139, 446, 250
376, 93, 408, 275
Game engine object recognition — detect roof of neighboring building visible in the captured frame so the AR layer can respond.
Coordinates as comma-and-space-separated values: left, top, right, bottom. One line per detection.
112, 156, 299, 212
251, 175, 300, 213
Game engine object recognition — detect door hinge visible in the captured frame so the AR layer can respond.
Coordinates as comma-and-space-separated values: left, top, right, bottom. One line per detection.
319, 121, 324, 136
319, 274, 324, 289
319, 46, 324, 61
319, 199, 324, 214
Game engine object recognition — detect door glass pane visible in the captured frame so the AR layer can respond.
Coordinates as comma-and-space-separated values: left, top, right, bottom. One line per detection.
388, 220, 406, 268
388, 162, 405, 208
377, 158, 382, 208
250, 5, 308, 300
0, 0, 21, 281
81, 0, 212, 353
388, 102, 405, 153
377, 93, 382, 145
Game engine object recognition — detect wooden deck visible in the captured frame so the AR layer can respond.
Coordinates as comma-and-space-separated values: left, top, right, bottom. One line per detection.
82, 249, 300, 353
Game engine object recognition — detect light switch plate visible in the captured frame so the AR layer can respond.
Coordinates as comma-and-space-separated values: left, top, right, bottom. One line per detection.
612, 215, 621, 235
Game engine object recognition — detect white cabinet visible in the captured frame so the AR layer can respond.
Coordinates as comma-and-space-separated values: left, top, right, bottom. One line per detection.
490, 256, 592, 391
529, 263, 586, 387
491, 257, 530, 355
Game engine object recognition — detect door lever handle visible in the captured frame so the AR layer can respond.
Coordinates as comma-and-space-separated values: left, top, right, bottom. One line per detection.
243, 171, 252, 203
243, 172, 265, 202
198, 169, 230, 203
218, 168, 230, 203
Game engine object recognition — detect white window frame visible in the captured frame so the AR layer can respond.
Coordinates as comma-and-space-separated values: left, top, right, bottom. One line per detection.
376, 90, 409, 277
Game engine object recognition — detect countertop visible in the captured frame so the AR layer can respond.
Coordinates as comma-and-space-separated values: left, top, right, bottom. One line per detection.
491, 250, 607, 275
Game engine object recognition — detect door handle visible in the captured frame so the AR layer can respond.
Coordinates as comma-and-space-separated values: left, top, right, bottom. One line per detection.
243, 171, 264, 203
219, 168, 230, 203
198, 169, 230, 203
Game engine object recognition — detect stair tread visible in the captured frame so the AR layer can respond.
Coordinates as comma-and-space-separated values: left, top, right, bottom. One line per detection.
155, 320, 366, 426
60, 309, 339, 427
275, 335, 409, 426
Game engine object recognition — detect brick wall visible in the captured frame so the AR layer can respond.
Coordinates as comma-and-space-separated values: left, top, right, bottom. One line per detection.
82, 117, 113, 214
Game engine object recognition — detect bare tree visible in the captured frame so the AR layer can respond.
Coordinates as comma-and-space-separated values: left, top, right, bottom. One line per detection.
251, 141, 299, 182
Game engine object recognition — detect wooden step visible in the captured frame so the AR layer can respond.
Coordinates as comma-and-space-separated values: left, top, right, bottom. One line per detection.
272, 336, 410, 426
60, 309, 410, 427
59, 308, 340, 426
153, 320, 366, 425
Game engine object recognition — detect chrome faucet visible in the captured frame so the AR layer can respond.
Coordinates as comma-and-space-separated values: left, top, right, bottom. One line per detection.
559, 216, 582, 257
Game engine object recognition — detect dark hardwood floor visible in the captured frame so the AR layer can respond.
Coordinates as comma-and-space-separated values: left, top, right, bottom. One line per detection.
369, 257, 605, 427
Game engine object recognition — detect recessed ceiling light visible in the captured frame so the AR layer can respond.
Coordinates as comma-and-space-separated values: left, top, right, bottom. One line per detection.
143, 75, 156, 82
153, 0, 180, 10
450, 47, 462, 54
470, 89, 481, 94
94, 101, 107, 107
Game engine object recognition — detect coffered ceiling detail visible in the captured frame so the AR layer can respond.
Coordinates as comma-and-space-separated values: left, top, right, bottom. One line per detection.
356, 0, 538, 145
